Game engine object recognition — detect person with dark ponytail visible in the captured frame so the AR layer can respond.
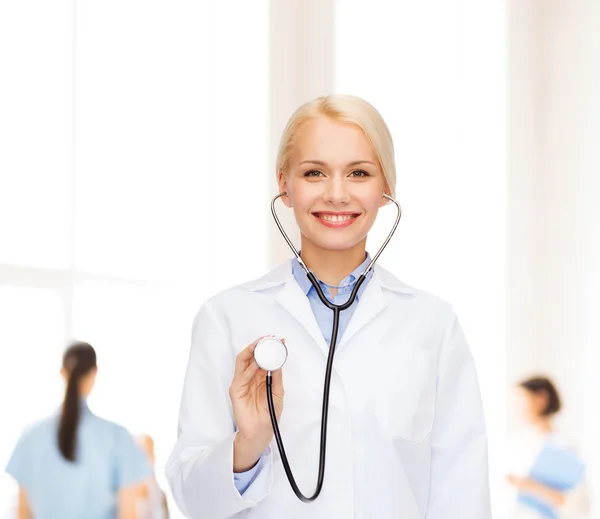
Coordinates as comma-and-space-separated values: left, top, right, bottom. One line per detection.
5, 341, 151, 519
58, 341, 98, 462
507, 376, 590, 519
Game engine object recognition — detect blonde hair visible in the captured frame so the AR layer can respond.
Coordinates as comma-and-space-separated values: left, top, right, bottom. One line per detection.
276, 94, 396, 196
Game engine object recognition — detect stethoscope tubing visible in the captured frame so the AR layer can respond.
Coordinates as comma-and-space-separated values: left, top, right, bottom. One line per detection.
267, 192, 402, 502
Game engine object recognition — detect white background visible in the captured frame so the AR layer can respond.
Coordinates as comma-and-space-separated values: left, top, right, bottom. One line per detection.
0, 1, 269, 515
1, 1, 598, 518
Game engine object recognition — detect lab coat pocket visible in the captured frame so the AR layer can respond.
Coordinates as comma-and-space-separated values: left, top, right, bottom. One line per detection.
373, 348, 436, 444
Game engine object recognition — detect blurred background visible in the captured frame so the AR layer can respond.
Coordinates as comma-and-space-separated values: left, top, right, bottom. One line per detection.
0, 0, 598, 517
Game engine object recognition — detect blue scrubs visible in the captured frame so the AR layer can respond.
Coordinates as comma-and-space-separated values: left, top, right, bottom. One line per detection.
6, 401, 150, 519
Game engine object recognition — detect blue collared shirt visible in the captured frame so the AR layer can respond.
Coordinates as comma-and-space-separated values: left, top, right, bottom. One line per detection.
234, 254, 373, 495
6, 401, 151, 519
291, 253, 373, 344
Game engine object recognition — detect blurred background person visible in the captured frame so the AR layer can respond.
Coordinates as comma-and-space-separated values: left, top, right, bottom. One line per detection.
4, 341, 151, 519
136, 434, 170, 519
507, 376, 590, 518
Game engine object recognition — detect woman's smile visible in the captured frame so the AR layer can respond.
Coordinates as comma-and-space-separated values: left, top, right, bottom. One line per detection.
312, 211, 361, 228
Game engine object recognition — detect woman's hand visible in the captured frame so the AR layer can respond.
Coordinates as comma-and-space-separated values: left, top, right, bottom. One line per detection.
507, 474, 526, 488
229, 336, 285, 472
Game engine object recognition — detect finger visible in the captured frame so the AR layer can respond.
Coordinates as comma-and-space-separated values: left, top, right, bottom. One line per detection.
235, 359, 260, 387
270, 367, 284, 398
234, 336, 267, 375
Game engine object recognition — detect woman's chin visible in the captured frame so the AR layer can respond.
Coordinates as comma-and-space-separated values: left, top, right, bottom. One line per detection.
302, 235, 366, 253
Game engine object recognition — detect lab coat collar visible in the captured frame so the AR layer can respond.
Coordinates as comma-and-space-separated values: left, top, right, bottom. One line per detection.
246, 260, 415, 353
246, 259, 416, 295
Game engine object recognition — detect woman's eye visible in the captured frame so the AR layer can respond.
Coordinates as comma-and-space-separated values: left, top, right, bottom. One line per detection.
350, 169, 370, 177
304, 170, 324, 177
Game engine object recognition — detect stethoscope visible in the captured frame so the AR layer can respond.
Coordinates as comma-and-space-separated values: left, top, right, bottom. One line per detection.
252, 192, 402, 503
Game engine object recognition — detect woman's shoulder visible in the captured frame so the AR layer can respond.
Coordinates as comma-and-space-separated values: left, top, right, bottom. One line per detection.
197, 260, 457, 322
86, 411, 133, 439
14, 414, 57, 445
7, 414, 60, 473
375, 263, 456, 314
84, 414, 144, 460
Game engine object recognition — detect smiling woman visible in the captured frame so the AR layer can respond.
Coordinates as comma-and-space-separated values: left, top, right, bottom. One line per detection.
166, 94, 492, 519
276, 95, 395, 278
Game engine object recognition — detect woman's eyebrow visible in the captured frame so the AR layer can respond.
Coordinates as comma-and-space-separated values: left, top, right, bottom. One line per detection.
347, 160, 376, 166
299, 160, 327, 166
298, 160, 376, 166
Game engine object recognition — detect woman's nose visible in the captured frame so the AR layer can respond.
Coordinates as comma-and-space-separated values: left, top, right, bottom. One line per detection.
323, 176, 350, 204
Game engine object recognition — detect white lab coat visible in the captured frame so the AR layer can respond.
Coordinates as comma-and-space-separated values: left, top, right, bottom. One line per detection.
165, 260, 491, 519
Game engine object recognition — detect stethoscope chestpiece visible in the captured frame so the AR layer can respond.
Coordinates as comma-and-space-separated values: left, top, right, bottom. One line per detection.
254, 337, 288, 372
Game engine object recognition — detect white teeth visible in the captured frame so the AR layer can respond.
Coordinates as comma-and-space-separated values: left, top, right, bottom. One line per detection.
318, 214, 355, 222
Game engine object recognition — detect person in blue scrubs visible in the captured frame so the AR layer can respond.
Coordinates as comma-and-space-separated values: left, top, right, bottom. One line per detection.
5, 341, 151, 519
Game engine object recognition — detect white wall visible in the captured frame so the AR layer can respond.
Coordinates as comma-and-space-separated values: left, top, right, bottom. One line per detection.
0, 2, 269, 517
268, 0, 335, 266
508, 0, 600, 514
508, 0, 541, 391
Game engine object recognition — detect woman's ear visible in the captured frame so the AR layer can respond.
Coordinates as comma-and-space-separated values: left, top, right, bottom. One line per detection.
278, 170, 292, 208
379, 181, 392, 207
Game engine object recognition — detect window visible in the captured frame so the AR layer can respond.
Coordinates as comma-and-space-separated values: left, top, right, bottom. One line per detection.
0, 2, 268, 516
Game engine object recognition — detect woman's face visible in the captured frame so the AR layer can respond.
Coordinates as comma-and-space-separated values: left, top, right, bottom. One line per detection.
514, 387, 547, 424
279, 116, 388, 253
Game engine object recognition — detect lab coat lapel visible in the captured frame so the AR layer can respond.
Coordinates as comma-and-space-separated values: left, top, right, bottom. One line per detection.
338, 272, 386, 348
275, 277, 329, 353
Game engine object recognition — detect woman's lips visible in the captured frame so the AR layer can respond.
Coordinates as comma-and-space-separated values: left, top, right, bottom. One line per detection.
312, 212, 361, 229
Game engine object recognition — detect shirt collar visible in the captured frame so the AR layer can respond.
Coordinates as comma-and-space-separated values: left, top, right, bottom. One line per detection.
245, 258, 416, 295
80, 398, 91, 414
292, 252, 373, 299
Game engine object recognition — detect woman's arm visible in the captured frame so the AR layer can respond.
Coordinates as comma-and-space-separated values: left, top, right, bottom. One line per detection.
426, 312, 492, 519
165, 302, 274, 518
562, 479, 591, 518
17, 487, 31, 519
117, 481, 146, 519
507, 475, 566, 507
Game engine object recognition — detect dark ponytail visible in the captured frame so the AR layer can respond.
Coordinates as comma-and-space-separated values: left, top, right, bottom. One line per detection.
58, 341, 97, 462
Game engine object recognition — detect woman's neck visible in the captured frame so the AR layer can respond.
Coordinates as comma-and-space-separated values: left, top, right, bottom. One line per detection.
299, 238, 367, 286
531, 417, 553, 434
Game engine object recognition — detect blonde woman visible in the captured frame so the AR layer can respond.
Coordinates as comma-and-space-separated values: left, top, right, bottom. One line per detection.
166, 94, 491, 518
